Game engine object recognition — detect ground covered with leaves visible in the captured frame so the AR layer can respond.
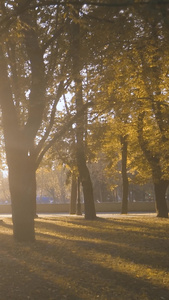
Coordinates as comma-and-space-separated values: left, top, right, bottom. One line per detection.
0, 214, 169, 300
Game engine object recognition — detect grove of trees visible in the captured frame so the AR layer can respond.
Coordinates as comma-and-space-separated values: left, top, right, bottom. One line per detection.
0, 0, 169, 241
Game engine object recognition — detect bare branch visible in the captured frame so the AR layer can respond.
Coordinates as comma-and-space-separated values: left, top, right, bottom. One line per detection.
35, 81, 64, 155
36, 101, 93, 169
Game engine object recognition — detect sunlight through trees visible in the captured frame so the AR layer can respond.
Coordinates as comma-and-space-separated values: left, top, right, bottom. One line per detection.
0, 0, 169, 240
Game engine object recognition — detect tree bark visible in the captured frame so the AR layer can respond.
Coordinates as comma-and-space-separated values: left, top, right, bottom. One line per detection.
70, 173, 77, 214
8, 147, 36, 241
154, 180, 168, 218
77, 150, 96, 219
120, 135, 129, 214
76, 176, 82, 215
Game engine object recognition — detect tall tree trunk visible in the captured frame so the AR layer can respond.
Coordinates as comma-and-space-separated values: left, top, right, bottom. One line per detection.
121, 135, 129, 214
0, 8, 45, 240
77, 150, 95, 219
76, 176, 82, 215
70, 173, 77, 214
71, 11, 96, 220
8, 149, 36, 241
154, 180, 168, 218
138, 112, 169, 218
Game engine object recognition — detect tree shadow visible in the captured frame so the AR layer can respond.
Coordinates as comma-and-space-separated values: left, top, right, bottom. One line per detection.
1, 215, 169, 299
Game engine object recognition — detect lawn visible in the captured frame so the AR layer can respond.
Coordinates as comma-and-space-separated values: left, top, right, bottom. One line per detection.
0, 214, 169, 300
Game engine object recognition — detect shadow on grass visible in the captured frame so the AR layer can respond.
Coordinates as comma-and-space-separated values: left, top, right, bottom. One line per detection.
35, 221, 169, 271
0, 220, 13, 229
0, 215, 169, 299
35, 216, 169, 247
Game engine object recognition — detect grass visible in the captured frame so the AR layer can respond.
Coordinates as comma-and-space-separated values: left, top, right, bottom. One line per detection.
0, 214, 169, 300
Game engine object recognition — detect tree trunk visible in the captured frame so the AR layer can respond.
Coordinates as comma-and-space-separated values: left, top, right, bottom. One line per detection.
121, 177, 129, 214
77, 150, 96, 220
70, 173, 77, 214
121, 135, 129, 214
71, 14, 96, 220
154, 180, 168, 218
137, 112, 169, 218
76, 176, 82, 215
8, 149, 36, 242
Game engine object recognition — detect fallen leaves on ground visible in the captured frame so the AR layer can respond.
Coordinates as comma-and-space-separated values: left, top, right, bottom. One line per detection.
0, 214, 169, 300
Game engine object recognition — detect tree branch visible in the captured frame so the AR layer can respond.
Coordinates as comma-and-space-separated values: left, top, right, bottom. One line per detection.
36, 101, 93, 169
35, 81, 64, 156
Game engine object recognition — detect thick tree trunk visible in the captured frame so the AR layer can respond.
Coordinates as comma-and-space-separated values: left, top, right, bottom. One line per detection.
154, 180, 168, 218
70, 173, 77, 214
121, 136, 129, 214
8, 150, 36, 242
77, 150, 96, 220
0, 11, 45, 241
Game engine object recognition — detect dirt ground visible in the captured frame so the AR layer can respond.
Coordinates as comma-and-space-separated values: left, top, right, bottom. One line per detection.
0, 214, 169, 300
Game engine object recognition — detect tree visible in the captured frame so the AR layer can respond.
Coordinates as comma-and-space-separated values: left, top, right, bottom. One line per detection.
0, 6, 47, 240
70, 8, 96, 219
88, 2, 169, 217
0, 2, 72, 240
1, 0, 169, 243
137, 110, 169, 218
135, 5, 169, 217
36, 162, 71, 203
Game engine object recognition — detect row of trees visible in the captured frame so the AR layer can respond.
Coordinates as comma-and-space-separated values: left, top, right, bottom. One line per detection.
0, 0, 169, 241
0, 161, 155, 205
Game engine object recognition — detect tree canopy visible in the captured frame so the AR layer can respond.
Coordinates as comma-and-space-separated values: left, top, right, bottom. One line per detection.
0, 0, 169, 240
